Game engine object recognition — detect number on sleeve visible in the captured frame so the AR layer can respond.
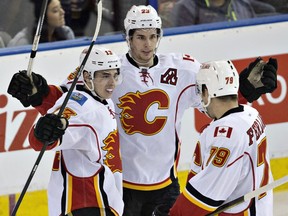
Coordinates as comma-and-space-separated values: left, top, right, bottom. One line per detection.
257, 137, 270, 199
206, 147, 230, 167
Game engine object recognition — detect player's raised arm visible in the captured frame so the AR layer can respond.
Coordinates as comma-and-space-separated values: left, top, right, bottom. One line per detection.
239, 57, 278, 103
7, 70, 49, 107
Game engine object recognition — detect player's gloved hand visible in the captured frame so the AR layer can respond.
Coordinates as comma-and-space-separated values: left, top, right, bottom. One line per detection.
239, 57, 278, 103
34, 114, 69, 144
7, 70, 49, 107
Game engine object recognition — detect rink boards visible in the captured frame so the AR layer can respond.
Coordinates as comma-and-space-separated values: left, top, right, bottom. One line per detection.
0, 14, 288, 216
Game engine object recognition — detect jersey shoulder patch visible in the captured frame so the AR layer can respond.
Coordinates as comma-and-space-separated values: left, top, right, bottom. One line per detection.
69, 92, 88, 106
214, 126, 233, 138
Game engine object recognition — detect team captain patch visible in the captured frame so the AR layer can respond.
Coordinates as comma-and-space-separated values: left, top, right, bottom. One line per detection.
214, 126, 233, 138
69, 92, 88, 105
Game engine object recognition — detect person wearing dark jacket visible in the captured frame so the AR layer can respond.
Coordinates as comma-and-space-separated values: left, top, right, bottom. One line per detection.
171, 0, 256, 27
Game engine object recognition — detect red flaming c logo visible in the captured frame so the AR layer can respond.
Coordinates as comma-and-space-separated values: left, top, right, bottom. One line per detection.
102, 129, 122, 173
117, 90, 169, 135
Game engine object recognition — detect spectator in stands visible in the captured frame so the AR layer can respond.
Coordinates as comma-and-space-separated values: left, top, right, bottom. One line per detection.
158, 0, 177, 28
60, 0, 96, 37
249, 0, 276, 16
60, 0, 148, 36
256, 0, 288, 13
0, 0, 34, 39
8, 0, 74, 47
0, 31, 12, 48
170, 0, 257, 27
107, 0, 147, 34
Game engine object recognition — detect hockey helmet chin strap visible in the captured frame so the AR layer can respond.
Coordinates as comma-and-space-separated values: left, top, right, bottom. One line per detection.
84, 75, 105, 100
201, 95, 213, 118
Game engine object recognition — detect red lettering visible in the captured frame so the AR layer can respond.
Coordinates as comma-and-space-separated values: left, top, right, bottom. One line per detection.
0, 95, 8, 152
8, 109, 39, 151
246, 115, 266, 146
0, 112, 7, 152
0, 94, 40, 152
247, 127, 254, 146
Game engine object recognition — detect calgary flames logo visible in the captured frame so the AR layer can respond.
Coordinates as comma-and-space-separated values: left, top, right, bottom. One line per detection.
117, 90, 169, 135
55, 107, 77, 120
102, 129, 122, 173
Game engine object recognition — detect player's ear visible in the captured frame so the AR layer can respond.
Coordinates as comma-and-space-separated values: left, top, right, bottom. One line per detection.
83, 71, 90, 81
202, 85, 208, 97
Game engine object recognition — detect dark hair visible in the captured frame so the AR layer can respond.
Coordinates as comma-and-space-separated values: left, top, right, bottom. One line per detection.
31, 0, 52, 20
125, 28, 162, 38
202, 84, 237, 100
32, 26, 70, 43
217, 95, 238, 101
30, 0, 68, 43
201, 84, 208, 93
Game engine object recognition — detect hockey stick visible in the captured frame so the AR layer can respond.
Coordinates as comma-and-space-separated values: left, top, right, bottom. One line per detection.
57, 0, 102, 116
206, 175, 288, 216
27, 0, 49, 94
11, 1, 103, 215
11, 1, 49, 215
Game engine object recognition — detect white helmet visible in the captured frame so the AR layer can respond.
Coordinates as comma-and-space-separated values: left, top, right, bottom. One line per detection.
80, 46, 121, 77
124, 5, 162, 37
79, 47, 122, 95
196, 60, 239, 100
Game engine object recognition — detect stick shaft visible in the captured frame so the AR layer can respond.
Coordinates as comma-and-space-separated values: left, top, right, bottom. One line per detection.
206, 175, 288, 216
11, 142, 49, 216
245, 175, 288, 200
27, 0, 49, 77
11, 1, 49, 213
57, 41, 95, 116
11, 2, 103, 215
58, 0, 103, 117
27, 0, 49, 96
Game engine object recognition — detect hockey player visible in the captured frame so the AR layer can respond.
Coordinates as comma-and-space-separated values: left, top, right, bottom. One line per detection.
170, 60, 273, 215
7, 5, 277, 216
28, 47, 124, 216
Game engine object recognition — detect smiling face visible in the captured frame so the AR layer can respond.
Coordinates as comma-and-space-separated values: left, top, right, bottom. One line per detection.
46, 0, 65, 28
128, 28, 160, 67
83, 69, 120, 100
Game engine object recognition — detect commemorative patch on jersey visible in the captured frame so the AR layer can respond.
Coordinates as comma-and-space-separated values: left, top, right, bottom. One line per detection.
69, 92, 88, 106
214, 126, 233, 138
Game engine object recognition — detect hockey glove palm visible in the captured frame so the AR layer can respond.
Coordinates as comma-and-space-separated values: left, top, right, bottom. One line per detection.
7, 70, 49, 107
34, 114, 68, 144
239, 57, 278, 103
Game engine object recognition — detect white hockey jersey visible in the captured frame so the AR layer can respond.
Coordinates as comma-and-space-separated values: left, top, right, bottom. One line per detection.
170, 105, 273, 215
29, 90, 123, 216
112, 53, 202, 190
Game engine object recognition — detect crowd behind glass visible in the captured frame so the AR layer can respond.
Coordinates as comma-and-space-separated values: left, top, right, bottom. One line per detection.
0, 0, 287, 48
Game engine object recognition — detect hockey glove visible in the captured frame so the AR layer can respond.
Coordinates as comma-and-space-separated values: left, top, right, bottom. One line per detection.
239, 57, 278, 103
7, 70, 49, 107
34, 113, 68, 145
